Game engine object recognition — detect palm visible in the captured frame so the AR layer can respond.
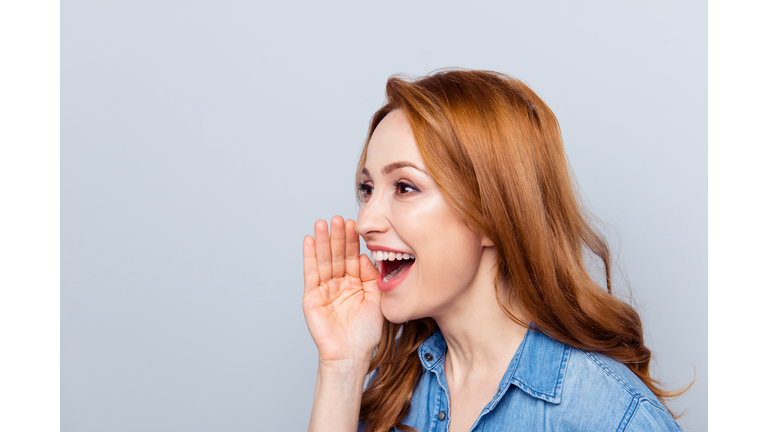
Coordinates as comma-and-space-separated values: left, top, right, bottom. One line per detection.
302, 217, 383, 364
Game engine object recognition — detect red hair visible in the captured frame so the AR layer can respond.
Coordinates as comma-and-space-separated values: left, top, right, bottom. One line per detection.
356, 70, 686, 432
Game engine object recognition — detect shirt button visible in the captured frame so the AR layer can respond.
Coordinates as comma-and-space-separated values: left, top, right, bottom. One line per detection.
438, 411, 446, 421
425, 353, 433, 361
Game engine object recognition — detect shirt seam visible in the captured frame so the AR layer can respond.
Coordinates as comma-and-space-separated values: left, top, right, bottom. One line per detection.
579, 349, 667, 412
617, 394, 640, 432
620, 398, 684, 432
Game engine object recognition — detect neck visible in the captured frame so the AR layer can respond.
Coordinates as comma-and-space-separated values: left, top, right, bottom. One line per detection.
431, 248, 528, 385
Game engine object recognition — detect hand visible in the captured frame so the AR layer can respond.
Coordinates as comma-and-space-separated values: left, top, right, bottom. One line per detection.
302, 216, 383, 368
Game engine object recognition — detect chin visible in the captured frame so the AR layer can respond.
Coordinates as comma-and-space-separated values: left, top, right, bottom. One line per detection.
381, 307, 410, 325
380, 297, 418, 324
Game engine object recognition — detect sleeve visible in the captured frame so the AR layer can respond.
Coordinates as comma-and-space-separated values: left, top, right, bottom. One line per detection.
362, 367, 379, 392
621, 399, 684, 432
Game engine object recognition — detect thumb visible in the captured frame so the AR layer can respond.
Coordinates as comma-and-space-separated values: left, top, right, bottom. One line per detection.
359, 254, 380, 283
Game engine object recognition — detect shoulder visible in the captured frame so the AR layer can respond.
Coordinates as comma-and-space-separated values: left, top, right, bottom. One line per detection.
557, 348, 682, 432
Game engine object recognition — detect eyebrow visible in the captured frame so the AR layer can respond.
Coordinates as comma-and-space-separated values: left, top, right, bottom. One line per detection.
361, 161, 427, 178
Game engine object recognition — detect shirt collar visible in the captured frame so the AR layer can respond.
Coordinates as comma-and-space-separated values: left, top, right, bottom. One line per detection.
417, 326, 570, 405
417, 329, 447, 372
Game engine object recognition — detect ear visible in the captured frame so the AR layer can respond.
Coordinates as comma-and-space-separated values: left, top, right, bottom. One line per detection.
481, 235, 495, 248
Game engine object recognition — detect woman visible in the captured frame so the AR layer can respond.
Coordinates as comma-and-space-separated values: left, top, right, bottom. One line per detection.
302, 70, 684, 432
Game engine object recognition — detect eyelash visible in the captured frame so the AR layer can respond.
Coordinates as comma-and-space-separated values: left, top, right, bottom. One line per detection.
356, 180, 420, 196
357, 182, 372, 195
392, 180, 419, 194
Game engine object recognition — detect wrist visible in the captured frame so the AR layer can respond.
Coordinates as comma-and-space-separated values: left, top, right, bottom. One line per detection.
318, 356, 372, 375
310, 358, 369, 432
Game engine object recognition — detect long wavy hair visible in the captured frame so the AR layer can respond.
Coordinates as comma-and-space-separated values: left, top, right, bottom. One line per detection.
355, 70, 684, 432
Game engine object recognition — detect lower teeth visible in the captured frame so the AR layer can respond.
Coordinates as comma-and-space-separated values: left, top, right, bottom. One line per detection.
383, 261, 407, 283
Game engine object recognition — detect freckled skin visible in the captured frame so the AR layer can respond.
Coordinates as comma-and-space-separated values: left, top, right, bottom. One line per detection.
355, 110, 495, 324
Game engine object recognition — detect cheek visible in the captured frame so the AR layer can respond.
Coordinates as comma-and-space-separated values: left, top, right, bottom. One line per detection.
385, 194, 484, 316
379, 246, 483, 324
417, 246, 482, 300
410, 205, 481, 265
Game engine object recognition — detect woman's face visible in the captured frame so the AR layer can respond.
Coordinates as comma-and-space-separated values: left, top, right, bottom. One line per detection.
356, 110, 493, 323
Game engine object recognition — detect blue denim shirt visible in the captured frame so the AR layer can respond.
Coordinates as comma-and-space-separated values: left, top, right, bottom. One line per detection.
362, 327, 682, 432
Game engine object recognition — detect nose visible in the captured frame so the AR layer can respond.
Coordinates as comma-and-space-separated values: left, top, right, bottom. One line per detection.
355, 191, 390, 240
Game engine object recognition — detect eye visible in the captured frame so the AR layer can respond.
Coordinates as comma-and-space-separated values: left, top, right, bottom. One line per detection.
393, 180, 419, 195
357, 182, 373, 200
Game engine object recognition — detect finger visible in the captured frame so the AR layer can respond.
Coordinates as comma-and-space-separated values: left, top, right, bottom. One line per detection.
330, 215, 346, 279
314, 219, 332, 283
344, 219, 360, 278
359, 253, 380, 284
302, 235, 320, 296
359, 254, 382, 304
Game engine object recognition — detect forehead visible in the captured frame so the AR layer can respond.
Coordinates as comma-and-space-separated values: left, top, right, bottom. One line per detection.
365, 110, 426, 174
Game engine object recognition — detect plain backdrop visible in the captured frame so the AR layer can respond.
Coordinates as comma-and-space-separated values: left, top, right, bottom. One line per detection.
61, 1, 707, 431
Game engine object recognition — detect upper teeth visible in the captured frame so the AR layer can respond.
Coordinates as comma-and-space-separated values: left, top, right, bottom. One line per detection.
372, 251, 413, 261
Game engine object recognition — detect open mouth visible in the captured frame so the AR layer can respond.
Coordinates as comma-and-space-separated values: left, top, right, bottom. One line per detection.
372, 251, 416, 284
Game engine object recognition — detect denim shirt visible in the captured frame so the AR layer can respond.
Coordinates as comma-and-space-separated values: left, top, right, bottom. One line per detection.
361, 327, 682, 432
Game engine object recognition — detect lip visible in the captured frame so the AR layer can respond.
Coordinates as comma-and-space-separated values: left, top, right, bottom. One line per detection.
367, 245, 416, 292
376, 258, 414, 292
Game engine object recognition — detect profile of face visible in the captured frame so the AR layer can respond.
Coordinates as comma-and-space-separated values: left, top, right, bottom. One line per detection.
355, 110, 495, 324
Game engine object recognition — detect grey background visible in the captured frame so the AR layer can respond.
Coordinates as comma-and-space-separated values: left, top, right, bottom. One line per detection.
62, 1, 706, 431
